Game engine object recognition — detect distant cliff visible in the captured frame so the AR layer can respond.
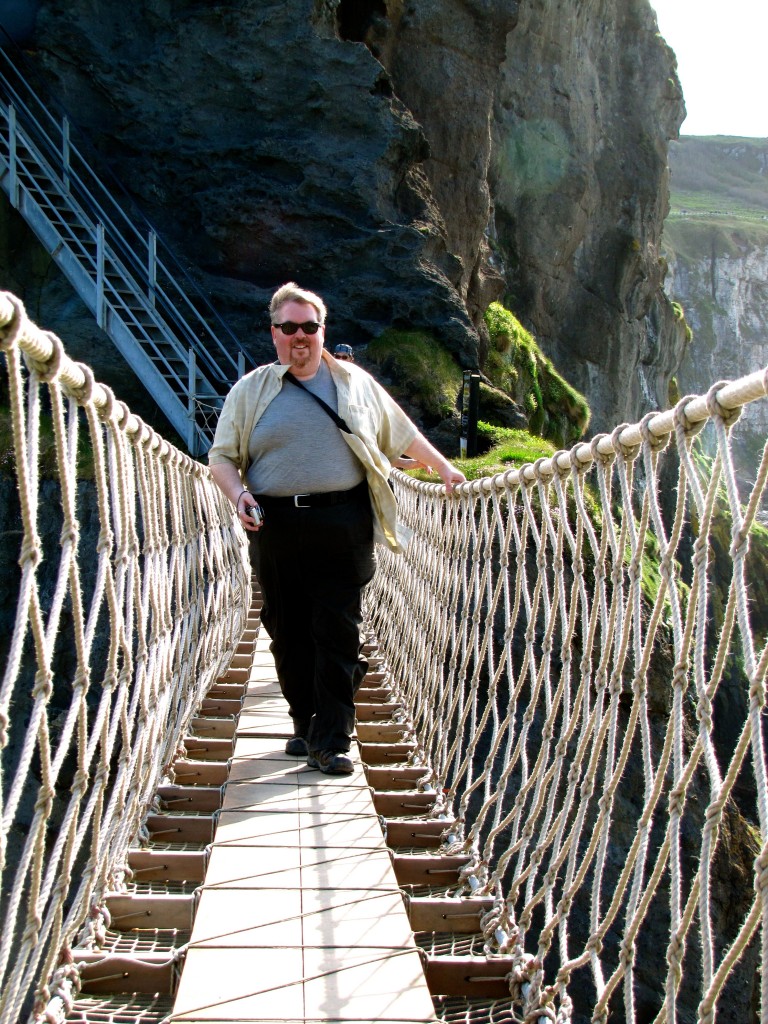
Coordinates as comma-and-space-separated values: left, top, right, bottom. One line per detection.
1, 0, 686, 442
663, 136, 768, 477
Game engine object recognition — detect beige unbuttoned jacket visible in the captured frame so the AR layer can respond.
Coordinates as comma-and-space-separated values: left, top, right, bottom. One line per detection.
207, 351, 418, 552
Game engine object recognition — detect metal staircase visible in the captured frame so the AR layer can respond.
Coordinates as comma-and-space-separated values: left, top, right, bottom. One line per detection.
0, 44, 249, 455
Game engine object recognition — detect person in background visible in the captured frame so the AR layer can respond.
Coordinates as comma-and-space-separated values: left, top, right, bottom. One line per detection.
333, 343, 354, 362
208, 282, 465, 775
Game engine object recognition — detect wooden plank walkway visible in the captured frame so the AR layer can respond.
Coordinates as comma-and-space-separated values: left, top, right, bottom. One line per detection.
169, 633, 437, 1024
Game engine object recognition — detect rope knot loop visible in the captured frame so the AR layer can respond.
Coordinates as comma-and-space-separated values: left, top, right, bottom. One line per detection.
705, 379, 742, 430
673, 393, 707, 441
25, 330, 65, 382
68, 362, 96, 405
638, 410, 669, 453
611, 423, 640, 462
0, 292, 28, 351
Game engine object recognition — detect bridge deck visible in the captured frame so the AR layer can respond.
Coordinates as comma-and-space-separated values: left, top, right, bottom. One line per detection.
170, 633, 436, 1023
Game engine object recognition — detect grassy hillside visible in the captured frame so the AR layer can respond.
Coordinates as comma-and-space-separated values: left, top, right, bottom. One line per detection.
668, 136, 768, 223
665, 136, 768, 258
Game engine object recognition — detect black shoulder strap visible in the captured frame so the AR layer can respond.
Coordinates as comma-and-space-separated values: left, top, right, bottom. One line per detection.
283, 371, 353, 434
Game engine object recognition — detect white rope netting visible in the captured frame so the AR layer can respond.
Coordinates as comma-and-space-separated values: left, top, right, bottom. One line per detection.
368, 371, 768, 1024
0, 293, 250, 1024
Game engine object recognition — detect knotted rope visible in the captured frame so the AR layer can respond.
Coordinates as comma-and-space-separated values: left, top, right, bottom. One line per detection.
368, 366, 768, 1023
0, 293, 250, 1023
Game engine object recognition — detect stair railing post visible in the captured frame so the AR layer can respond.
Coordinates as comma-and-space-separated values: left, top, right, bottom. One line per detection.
96, 222, 105, 328
188, 348, 198, 453
8, 104, 18, 208
237, 351, 245, 379
62, 116, 71, 194
148, 230, 156, 308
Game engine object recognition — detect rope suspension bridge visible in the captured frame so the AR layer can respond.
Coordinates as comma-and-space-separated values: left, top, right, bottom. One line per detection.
1, 290, 767, 1024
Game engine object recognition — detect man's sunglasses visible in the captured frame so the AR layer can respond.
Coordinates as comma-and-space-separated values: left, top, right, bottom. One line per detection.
272, 321, 322, 335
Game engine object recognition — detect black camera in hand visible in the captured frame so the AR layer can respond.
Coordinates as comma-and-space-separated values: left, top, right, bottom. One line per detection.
249, 502, 264, 527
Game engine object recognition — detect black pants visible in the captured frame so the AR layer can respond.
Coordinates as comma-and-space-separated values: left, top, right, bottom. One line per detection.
248, 485, 376, 753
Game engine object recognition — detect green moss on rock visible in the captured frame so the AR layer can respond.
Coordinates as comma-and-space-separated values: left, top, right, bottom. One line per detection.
483, 302, 591, 447
364, 329, 462, 424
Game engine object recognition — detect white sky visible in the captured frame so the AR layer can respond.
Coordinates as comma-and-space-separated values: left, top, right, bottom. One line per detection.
651, 0, 768, 137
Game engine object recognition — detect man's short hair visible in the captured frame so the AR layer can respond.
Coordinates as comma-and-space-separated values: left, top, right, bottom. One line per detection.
270, 282, 327, 325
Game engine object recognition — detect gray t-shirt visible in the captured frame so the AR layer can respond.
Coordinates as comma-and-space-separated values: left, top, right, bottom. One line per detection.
245, 361, 366, 495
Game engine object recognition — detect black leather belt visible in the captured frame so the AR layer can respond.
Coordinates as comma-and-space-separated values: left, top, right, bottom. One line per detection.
253, 480, 367, 509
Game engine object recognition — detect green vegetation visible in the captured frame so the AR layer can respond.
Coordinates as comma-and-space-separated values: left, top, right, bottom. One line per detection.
483, 302, 591, 446
364, 329, 462, 422
409, 423, 557, 482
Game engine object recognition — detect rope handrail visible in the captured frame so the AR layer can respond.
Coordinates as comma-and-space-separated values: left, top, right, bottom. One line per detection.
368, 363, 768, 1023
2, 286, 768, 1022
0, 292, 250, 1023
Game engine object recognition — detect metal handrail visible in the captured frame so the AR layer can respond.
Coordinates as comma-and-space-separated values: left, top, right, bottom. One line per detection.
0, 35, 249, 396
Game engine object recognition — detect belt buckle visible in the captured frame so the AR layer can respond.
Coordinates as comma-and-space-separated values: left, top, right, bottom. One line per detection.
294, 494, 310, 508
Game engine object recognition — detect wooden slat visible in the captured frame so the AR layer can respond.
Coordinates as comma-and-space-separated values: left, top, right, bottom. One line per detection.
356, 721, 409, 743
355, 702, 403, 721
217, 667, 250, 683
157, 785, 223, 813
145, 813, 215, 844
364, 765, 431, 790
360, 742, 416, 765
190, 716, 237, 739
355, 686, 393, 701
181, 737, 234, 761
127, 848, 207, 882
228, 651, 253, 670
171, 759, 229, 786
76, 952, 179, 995
425, 955, 514, 997
204, 683, 247, 701
408, 897, 495, 933
104, 893, 195, 931
200, 698, 243, 716
391, 854, 471, 886
384, 818, 456, 848
373, 791, 437, 816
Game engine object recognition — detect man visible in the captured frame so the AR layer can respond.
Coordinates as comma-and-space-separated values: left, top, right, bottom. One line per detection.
208, 282, 465, 775
332, 343, 354, 362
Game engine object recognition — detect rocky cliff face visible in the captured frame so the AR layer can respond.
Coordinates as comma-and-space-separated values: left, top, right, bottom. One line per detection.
2, 0, 686, 440
663, 137, 768, 482
490, 0, 688, 430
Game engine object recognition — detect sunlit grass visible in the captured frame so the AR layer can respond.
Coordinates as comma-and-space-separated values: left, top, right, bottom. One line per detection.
404, 423, 556, 482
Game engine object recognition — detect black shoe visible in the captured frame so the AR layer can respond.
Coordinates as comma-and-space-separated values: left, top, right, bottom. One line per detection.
307, 750, 354, 775
285, 735, 309, 756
